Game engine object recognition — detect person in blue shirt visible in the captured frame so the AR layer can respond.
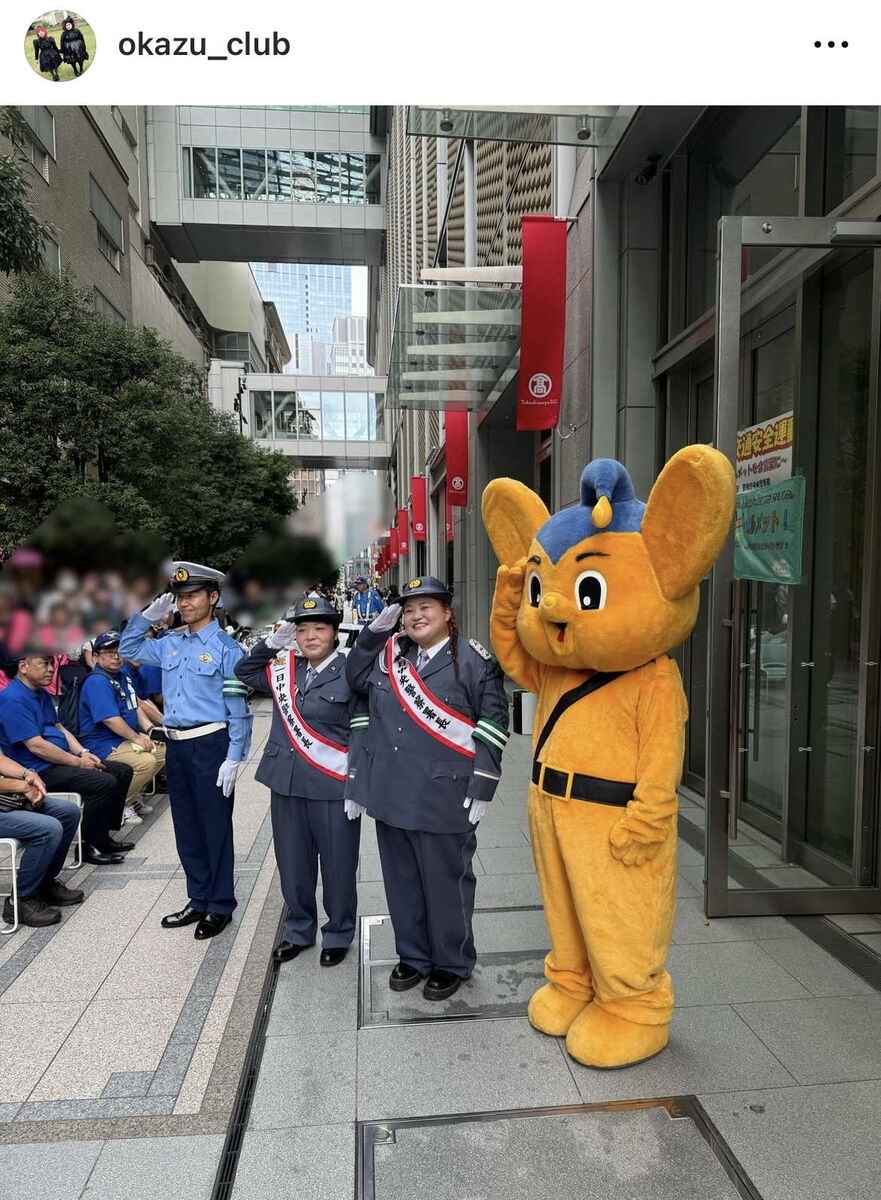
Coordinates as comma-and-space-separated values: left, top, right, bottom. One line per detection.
352, 576, 385, 625
0, 650, 134, 864
78, 630, 166, 823
119, 562, 252, 940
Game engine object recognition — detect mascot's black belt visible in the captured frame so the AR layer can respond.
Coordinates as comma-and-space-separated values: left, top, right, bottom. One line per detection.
532, 762, 634, 806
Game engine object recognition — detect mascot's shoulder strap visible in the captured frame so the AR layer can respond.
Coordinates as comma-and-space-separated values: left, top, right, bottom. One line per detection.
534, 670, 625, 762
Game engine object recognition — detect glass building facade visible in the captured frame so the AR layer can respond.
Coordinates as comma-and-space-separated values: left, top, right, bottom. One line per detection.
251, 263, 352, 375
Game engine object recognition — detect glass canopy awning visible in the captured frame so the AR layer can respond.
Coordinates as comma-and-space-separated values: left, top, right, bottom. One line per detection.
386, 284, 521, 413
406, 106, 631, 147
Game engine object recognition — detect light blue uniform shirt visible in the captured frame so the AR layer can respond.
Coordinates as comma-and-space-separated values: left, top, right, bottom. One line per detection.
119, 613, 252, 762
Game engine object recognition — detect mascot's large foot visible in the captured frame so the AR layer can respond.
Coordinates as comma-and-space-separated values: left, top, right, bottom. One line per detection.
565, 1003, 669, 1069
528, 983, 590, 1037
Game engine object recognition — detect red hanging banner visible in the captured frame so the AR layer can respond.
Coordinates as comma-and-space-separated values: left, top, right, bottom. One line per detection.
445, 410, 469, 506
389, 528, 399, 564
396, 509, 410, 557
411, 476, 427, 541
517, 215, 567, 431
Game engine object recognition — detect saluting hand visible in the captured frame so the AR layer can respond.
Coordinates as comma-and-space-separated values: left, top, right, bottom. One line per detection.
265, 621, 297, 650
143, 592, 175, 621
368, 602, 401, 633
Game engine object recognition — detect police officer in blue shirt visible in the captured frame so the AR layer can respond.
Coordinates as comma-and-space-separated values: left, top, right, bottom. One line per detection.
119, 562, 252, 939
352, 576, 384, 625
235, 596, 367, 966
345, 576, 510, 1000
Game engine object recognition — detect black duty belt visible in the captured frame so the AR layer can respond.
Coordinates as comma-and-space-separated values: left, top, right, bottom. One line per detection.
531, 761, 634, 806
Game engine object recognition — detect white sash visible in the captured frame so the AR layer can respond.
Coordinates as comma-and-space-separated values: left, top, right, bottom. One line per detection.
266, 656, 348, 781
386, 635, 476, 759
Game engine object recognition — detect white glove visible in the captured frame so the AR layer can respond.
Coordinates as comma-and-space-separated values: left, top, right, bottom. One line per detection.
216, 759, 240, 797
265, 621, 298, 650
464, 797, 489, 824
344, 798, 366, 821
369, 602, 402, 633
142, 592, 175, 621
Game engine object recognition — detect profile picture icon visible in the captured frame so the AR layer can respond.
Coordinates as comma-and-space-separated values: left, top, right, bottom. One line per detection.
27, 10, 94, 82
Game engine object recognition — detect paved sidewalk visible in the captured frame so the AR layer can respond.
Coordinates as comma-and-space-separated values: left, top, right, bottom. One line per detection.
2, 704, 880, 1199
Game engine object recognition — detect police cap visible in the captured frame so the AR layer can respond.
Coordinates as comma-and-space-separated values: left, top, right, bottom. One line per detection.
292, 596, 341, 625
93, 630, 121, 652
400, 576, 453, 605
168, 561, 225, 595
354, 576, 368, 584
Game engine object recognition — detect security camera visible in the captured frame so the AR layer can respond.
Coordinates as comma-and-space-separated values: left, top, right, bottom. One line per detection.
576, 118, 591, 141
635, 154, 662, 186
439, 109, 454, 133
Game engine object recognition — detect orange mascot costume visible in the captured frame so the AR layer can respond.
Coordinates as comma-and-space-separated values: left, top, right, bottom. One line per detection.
482, 447, 735, 1068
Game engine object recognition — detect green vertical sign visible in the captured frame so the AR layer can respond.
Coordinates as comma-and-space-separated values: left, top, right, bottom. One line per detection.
733, 475, 805, 585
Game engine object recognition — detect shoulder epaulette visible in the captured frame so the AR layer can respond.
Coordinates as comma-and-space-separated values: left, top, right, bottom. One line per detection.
468, 638, 492, 661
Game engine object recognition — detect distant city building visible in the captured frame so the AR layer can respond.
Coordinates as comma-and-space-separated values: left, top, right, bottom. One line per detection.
330, 316, 372, 376
251, 263, 352, 375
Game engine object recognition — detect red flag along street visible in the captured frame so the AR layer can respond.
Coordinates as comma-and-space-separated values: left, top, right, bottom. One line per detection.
397, 508, 410, 556
411, 476, 427, 541
517, 215, 567, 431
445, 410, 469, 506
389, 527, 400, 564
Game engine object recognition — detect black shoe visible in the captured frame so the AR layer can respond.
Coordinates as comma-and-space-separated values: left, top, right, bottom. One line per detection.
38, 878, 84, 906
194, 912, 232, 940
4, 895, 61, 927
83, 845, 125, 865
320, 947, 348, 967
389, 961, 425, 992
273, 940, 315, 963
161, 904, 205, 929
423, 968, 463, 1000
104, 839, 135, 852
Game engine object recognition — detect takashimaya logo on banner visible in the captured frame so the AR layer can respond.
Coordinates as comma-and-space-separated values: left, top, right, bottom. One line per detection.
414, 521, 424, 533
451, 475, 464, 492
735, 410, 793, 494
527, 372, 553, 399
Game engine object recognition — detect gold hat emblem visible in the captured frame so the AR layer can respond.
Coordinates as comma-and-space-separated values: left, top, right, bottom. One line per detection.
173, 566, 189, 582
303, 600, 317, 609
408, 579, 422, 589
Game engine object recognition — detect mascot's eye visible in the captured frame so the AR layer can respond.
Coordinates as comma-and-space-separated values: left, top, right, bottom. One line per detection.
575, 570, 607, 611
527, 572, 542, 608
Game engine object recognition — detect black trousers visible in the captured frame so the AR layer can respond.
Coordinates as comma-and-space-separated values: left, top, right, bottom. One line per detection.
37, 760, 132, 848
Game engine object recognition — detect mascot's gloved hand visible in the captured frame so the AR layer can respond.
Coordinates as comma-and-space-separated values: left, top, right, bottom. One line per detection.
216, 759, 240, 798
464, 797, 489, 824
609, 819, 666, 867
142, 592, 175, 621
265, 621, 297, 650
369, 602, 402, 633
493, 558, 528, 617
344, 798, 366, 821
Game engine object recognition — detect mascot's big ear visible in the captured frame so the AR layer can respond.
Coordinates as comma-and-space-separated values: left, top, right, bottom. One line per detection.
482, 478, 550, 567
641, 445, 736, 600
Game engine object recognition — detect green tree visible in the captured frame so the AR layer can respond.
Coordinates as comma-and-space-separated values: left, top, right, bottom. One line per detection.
0, 107, 48, 275
0, 271, 296, 567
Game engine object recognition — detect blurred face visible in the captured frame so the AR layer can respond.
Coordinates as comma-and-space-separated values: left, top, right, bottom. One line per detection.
96, 646, 122, 673
18, 655, 53, 688
295, 620, 336, 664
176, 587, 218, 627
356, 581, 367, 593
402, 598, 450, 649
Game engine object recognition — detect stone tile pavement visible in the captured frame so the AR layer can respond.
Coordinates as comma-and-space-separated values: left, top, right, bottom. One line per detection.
0, 703, 879, 1199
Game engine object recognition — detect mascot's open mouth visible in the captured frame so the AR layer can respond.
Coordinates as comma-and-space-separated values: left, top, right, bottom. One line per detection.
554, 622, 566, 643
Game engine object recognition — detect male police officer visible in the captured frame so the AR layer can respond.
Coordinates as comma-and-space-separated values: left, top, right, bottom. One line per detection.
352, 576, 384, 626
119, 562, 252, 938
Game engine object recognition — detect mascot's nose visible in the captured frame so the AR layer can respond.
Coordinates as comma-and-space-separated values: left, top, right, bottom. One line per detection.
540, 593, 570, 622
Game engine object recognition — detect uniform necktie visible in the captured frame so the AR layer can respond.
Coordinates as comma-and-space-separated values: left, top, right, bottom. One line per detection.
304, 666, 316, 691
415, 650, 428, 673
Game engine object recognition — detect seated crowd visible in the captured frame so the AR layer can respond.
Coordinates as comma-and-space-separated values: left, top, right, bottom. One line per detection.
0, 627, 168, 929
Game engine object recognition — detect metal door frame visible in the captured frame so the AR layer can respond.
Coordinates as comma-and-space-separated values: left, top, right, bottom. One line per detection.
706, 215, 881, 916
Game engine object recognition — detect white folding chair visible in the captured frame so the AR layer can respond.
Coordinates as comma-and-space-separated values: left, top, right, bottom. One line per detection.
0, 837, 23, 934
42, 792, 84, 870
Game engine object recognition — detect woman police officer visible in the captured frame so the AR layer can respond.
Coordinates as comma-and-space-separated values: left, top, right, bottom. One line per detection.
235, 596, 366, 965
345, 576, 510, 1000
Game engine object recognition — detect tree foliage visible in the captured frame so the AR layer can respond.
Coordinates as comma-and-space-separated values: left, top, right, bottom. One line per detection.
0, 107, 48, 275
0, 271, 297, 568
